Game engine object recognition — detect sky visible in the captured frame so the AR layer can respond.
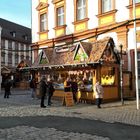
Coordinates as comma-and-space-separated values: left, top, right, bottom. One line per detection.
0, 0, 31, 28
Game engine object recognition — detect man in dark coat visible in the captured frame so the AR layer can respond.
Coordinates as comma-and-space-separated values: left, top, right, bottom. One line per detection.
40, 76, 47, 108
71, 79, 78, 103
47, 79, 55, 106
4, 79, 12, 98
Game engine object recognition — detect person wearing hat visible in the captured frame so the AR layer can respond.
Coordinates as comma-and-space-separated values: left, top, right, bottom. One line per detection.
40, 76, 48, 108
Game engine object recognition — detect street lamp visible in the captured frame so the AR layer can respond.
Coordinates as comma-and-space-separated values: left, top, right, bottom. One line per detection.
133, 0, 139, 110
0, 26, 2, 94
119, 44, 124, 105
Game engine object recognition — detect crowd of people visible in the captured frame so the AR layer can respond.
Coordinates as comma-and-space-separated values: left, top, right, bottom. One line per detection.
3, 76, 104, 109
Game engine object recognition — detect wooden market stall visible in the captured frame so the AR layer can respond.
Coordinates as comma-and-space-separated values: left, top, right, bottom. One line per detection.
32, 37, 121, 102
16, 60, 32, 89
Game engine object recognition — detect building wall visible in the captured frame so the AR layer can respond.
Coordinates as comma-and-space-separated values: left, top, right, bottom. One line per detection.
31, 0, 140, 90
1, 39, 31, 67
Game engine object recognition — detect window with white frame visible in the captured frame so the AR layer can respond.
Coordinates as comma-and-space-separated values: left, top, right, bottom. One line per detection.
8, 41, 12, 50
40, 13, 47, 32
57, 6, 64, 26
77, 0, 86, 20
102, 0, 112, 13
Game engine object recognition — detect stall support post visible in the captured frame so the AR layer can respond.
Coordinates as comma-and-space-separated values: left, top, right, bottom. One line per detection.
119, 44, 124, 105
0, 26, 2, 94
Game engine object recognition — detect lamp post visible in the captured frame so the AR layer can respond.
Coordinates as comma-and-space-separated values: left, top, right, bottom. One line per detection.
119, 44, 124, 105
0, 26, 2, 94
133, 0, 139, 110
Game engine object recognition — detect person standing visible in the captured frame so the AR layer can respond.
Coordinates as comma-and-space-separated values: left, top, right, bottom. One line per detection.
39, 76, 47, 108
30, 78, 36, 99
64, 78, 71, 92
4, 79, 12, 98
71, 79, 78, 104
94, 80, 104, 108
47, 79, 55, 106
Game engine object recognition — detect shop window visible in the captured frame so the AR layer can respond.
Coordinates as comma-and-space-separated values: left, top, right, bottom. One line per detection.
101, 67, 115, 85
40, 13, 47, 32
77, 0, 86, 20
57, 6, 64, 26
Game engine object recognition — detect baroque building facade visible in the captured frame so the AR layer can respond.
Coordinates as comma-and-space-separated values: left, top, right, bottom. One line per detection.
0, 18, 31, 86
31, 0, 140, 100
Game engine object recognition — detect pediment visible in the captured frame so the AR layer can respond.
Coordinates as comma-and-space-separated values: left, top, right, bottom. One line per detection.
73, 43, 89, 62
39, 50, 49, 64
36, 2, 49, 11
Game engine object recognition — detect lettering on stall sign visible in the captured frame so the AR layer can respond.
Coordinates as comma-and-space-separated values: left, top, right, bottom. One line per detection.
62, 92, 74, 107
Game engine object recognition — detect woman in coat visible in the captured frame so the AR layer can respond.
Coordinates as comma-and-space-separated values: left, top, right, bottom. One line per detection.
94, 80, 104, 108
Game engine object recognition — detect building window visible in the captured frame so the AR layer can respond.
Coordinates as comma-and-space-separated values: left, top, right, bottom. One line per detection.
15, 54, 18, 64
57, 6, 64, 26
77, 0, 86, 20
102, 0, 113, 13
15, 42, 18, 51
1, 39, 5, 48
40, 13, 47, 32
98, 0, 115, 14
1, 53, 5, 63
8, 54, 12, 65
10, 31, 16, 37
8, 41, 12, 50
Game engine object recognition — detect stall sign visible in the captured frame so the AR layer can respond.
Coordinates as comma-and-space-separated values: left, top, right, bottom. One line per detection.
62, 92, 74, 107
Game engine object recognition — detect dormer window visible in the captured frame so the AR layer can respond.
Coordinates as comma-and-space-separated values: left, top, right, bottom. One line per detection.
23, 35, 28, 40
10, 31, 16, 37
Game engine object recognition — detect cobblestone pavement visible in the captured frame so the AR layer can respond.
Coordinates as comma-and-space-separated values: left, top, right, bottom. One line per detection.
0, 89, 140, 140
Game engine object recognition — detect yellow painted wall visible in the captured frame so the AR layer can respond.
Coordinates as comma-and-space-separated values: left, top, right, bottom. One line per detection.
56, 28, 64, 36
100, 15, 113, 25
75, 22, 86, 31
39, 33, 48, 40
136, 7, 140, 17
40, 0, 47, 3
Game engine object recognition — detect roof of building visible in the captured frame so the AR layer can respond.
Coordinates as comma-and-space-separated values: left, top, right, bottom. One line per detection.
31, 37, 119, 69
0, 18, 31, 44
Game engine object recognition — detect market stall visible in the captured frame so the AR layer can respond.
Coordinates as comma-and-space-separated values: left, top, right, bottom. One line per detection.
31, 37, 120, 102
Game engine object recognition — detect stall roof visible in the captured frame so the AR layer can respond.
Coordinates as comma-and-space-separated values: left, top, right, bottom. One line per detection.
17, 59, 32, 69
31, 37, 119, 69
